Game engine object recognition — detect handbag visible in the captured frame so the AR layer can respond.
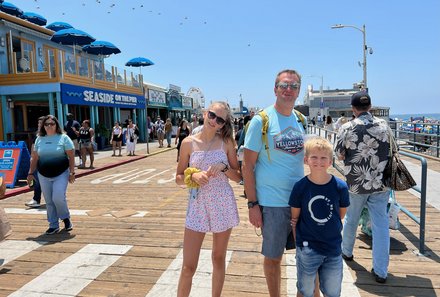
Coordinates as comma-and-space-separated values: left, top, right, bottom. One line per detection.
383, 134, 416, 191
0, 207, 12, 241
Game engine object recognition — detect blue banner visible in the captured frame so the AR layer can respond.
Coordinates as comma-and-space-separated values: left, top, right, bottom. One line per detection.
61, 84, 146, 109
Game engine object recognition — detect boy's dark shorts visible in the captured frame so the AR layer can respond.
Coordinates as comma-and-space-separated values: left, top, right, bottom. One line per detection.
261, 206, 295, 259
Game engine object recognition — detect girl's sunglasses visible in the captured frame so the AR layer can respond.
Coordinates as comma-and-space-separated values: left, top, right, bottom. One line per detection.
207, 111, 226, 125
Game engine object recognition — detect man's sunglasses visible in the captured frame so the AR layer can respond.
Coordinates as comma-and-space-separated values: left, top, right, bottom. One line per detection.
207, 111, 226, 125
44, 122, 56, 127
276, 82, 300, 90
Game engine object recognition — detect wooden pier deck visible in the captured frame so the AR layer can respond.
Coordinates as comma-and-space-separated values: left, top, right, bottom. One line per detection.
0, 146, 439, 297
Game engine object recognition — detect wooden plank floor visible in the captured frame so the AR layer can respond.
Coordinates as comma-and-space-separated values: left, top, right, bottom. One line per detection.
1, 148, 439, 297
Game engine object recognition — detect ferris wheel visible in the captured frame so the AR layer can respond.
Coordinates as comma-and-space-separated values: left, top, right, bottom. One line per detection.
187, 87, 205, 110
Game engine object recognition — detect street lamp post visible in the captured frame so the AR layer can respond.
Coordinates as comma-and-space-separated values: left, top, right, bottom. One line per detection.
331, 24, 368, 90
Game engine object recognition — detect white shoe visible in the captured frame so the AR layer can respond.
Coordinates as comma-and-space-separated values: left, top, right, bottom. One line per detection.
25, 199, 41, 208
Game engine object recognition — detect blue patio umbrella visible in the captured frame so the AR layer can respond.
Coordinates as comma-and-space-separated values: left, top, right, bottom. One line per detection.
82, 41, 121, 56
51, 28, 95, 46
46, 21, 73, 32
126, 57, 154, 75
22, 12, 47, 26
126, 57, 154, 67
0, 2, 23, 17
51, 28, 96, 68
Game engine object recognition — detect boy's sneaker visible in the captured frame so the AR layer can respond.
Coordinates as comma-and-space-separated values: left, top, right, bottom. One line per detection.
63, 218, 73, 231
45, 227, 60, 235
25, 199, 41, 208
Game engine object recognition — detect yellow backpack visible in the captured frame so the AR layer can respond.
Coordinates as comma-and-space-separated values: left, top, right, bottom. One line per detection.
259, 109, 307, 162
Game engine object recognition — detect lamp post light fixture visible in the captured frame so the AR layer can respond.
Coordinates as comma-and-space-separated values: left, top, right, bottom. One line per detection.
331, 24, 369, 90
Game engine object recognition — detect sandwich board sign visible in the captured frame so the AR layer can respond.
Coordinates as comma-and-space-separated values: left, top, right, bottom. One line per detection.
0, 141, 30, 188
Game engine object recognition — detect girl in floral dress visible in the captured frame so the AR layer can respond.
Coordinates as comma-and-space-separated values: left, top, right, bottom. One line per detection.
175, 101, 241, 297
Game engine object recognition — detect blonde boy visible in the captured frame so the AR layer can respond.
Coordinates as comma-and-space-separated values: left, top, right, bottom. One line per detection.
288, 137, 350, 297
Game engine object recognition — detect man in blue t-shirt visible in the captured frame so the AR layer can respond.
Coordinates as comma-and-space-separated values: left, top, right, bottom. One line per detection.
289, 137, 349, 297
243, 69, 306, 296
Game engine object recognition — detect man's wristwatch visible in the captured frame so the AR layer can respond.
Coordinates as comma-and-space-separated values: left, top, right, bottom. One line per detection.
69, 172, 75, 176
247, 200, 259, 209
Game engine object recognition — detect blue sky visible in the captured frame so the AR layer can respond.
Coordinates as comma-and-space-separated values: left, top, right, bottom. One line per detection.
11, 0, 440, 114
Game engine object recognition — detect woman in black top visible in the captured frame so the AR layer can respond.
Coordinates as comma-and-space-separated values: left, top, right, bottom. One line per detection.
175, 119, 190, 162
78, 120, 95, 169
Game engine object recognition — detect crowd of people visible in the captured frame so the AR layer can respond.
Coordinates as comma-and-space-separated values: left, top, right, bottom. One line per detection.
20, 68, 393, 297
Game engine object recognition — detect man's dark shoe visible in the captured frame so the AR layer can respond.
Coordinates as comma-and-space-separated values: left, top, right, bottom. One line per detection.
371, 269, 387, 283
63, 218, 73, 231
45, 227, 60, 235
342, 253, 354, 261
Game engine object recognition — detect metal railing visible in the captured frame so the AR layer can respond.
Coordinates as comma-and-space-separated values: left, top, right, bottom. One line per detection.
397, 151, 428, 255
390, 121, 440, 158
308, 121, 440, 158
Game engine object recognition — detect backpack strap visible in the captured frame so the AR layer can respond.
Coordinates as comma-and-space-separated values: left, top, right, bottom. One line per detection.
258, 110, 271, 162
293, 109, 307, 131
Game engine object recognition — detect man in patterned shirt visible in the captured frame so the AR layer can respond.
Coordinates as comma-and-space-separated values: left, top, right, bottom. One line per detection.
335, 91, 391, 284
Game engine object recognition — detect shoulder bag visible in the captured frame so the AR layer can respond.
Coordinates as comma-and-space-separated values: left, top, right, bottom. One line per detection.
383, 134, 417, 191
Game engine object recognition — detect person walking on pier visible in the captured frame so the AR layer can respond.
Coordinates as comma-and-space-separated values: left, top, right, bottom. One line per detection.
126, 120, 139, 156
154, 116, 165, 148
164, 118, 173, 147
175, 119, 190, 162
334, 112, 348, 132
27, 115, 75, 235
25, 116, 44, 208
64, 113, 81, 166
175, 101, 241, 297
78, 120, 95, 169
335, 91, 392, 284
243, 69, 307, 296
110, 121, 123, 156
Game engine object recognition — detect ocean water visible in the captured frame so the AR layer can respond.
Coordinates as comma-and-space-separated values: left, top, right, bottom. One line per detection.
390, 113, 440, 121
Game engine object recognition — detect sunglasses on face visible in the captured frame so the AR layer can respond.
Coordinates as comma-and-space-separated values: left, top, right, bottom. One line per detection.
44, 122, 56, 127
207, 111, 226, 125
276, 82, 300, 90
